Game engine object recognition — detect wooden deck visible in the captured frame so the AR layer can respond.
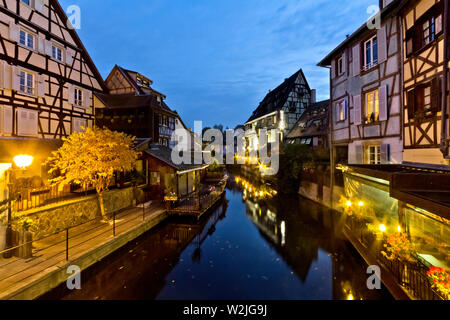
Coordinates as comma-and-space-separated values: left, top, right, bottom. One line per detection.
166, 177, 227, 219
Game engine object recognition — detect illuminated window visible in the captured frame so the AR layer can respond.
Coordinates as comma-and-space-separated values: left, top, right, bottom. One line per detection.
366, 145, 381, 164
422, 17, 436, 46
337, 100, 347, 122
365, 90, 379, 123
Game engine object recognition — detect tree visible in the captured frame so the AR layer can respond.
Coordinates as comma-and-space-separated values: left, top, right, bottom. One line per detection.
47, 127, 139, 221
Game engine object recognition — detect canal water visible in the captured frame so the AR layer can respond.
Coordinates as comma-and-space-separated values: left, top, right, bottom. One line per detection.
42, 174, 393, 300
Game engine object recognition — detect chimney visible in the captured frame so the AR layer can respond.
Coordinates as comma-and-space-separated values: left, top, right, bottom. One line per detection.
311, 89, 317, 104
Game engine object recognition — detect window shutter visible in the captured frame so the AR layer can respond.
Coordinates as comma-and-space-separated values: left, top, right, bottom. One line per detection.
68, 84, 75, 105
355, 145, 364, 164
17, 108, 38, 137
407, 89, 415, 120
342, 53, 346, 76
430, 77, 441, 113
2, 106, 13, 135
353, 95, 362, 125
436, 14, 442, 34
0, 61, 4, 89
84, 90, 92, 109
11, 66, 21, 92
34, 0, 46, 13
2, 63, 11, 90
343, 99, 348, 120
331, 59, 336, 79
335, 103, 340, 123
377, 26, 387, 63
37, 74, 45, 97
9, 22, 20, 42
380, 144, 391, 164
37, 36, 46, 54
352, 44, 360, 76
45, 40, 53, 57
379, 85, 388, 121
66, 48, 74, 66
413, 25, 422, 52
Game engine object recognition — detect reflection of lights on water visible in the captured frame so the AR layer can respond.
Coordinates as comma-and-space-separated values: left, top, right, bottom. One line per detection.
379, 224, 387, 232
281, 221, 286, 246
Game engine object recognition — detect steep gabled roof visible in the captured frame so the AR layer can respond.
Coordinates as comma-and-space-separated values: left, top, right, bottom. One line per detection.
51, 0, 107, 92
286, 100, 330, 139
246, 69, 310, 123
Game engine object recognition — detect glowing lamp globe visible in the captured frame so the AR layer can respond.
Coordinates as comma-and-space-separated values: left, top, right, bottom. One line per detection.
14, 155, 34, 169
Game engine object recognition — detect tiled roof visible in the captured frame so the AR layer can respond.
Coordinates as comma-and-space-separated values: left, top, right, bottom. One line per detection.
286, 100, 330, 139
94, 93, 175, 114
144, 145, 207, 172
246, 69, 310, 123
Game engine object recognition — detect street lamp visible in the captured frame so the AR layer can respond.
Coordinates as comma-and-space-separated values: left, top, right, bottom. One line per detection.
3, 155, 34, 259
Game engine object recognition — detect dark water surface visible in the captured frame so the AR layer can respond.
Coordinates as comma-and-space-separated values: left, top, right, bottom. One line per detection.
42, 176, 393, 300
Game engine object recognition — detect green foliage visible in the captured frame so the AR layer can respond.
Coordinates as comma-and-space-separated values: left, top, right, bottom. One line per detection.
276, 143, 330, 194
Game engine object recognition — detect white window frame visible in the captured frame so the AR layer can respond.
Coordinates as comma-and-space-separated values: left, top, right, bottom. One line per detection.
363, 35, 378, 71
19, 70, 35, 96
51, 44, 63, 62
366, 145, 381, 165
337, 100, 347, 122
19, 28, 35, 50
74, 88, 83, 107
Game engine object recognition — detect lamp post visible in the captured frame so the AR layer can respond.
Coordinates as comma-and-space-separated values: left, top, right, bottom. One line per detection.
2, 155, 34, 259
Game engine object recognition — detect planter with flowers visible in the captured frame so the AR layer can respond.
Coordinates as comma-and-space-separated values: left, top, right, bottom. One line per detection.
427, 267, 450, 300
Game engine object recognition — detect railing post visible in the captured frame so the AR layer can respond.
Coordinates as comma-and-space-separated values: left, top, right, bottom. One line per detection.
143, 196, 145, 221
113, 212, 116, 237
66, 228, 69, 261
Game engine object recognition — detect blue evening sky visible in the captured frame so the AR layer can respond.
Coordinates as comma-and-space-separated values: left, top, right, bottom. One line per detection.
60, 0, 377, 129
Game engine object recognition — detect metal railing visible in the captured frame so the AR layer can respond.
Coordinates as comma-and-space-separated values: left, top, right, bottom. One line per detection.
0, 194, 157, 294
345, 215, 447, 300
13, 186, 97, 213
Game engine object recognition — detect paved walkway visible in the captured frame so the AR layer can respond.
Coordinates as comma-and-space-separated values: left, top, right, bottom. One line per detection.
0, 203, 166, 299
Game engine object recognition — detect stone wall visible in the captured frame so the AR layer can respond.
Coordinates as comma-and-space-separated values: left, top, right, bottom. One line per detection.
16, 188, 135, 240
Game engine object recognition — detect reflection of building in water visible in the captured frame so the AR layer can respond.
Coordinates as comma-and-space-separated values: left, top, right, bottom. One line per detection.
41, 201, 227, 300
233, 175, 389, 300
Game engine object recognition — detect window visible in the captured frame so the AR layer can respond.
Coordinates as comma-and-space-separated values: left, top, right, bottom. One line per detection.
366, 145, 381, 164
52, 45, 63, 62
363, 35, 378, 70
19, 29, 34, 50
19, 71, 34, 95
422, 17, 436, 46
365, 90, 379, 123
20, 0, 31, 6
336, 100, 347, 122
337, 56, 344, 75
74, 88, 83, 107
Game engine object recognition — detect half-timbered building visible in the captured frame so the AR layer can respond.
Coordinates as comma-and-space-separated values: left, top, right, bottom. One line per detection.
399, 0, 449, 165
95, 65, 189, 148
244, 69, 314, 155
0, 0, 105, 180
318, 0, 403, 165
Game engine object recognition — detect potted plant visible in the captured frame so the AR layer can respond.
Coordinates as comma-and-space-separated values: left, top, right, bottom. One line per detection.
427, 267, 450, 300
15, 218, 34, 259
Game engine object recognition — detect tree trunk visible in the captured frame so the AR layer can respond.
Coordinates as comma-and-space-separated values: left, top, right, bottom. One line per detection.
98, 192, 108, 222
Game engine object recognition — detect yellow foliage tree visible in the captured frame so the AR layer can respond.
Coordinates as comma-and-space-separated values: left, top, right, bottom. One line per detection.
47, 127, 139, 221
